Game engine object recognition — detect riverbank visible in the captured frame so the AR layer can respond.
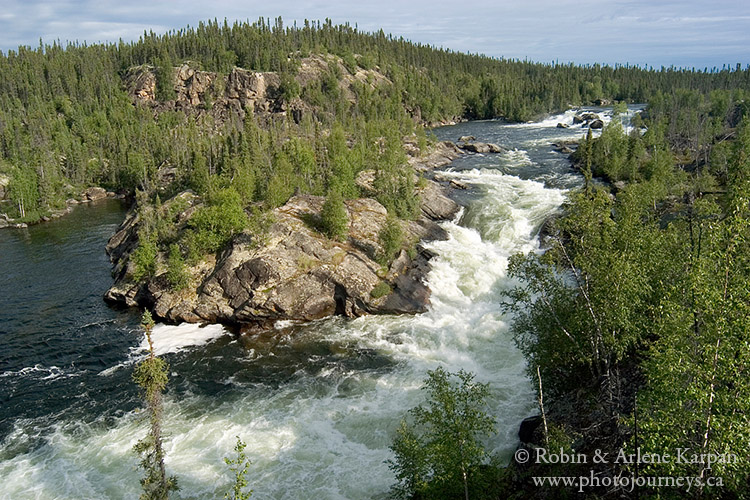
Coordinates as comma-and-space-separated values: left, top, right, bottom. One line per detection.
0, 187, 124, 229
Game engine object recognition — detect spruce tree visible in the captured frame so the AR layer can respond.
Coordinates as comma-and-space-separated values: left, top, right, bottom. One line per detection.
133, 311, 178, 500
320, 187, 348, 241
378, 214, 403, 265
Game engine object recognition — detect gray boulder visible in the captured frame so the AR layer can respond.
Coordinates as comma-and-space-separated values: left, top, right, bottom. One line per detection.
460, 141, 504, 154
82, 187, 108, 202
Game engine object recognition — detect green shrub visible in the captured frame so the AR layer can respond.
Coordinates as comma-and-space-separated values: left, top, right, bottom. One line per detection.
341, 52, 358, 74
189, 187, 248, 254
247, 206, 275, 249
388, 367, 497, 499
370, 281, 391, 298
224, 436, 252, 500
279, 72, 300, 102
132, 234, 159, 283
8, 165, 40, 221
154, 59, 176, 101
133, 310, 179, 498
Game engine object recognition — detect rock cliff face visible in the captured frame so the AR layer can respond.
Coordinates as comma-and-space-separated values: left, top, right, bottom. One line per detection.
0, 174, 9, 201
123, 54, 391, 124
124, 63, 282, 122
105, 145, 463, 328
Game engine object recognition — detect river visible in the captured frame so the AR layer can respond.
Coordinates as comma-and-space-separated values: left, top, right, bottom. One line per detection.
0, 107, 637, 499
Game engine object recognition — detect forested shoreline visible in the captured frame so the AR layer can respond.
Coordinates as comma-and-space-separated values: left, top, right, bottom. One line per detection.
2, 17, 750, 499
1, 17, 749, 227
495, 91, 750, 498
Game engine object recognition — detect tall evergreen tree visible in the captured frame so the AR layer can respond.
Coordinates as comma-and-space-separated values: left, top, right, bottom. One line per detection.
133, 311, 178, 500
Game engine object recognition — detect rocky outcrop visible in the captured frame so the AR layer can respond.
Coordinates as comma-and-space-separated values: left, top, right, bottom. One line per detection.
408, 141, 463, 171
573, 112, 603, 128
82, 187, 108, 202
0, 173, 9, 200
418, 181, 460, 222
125, 62, 284, 123
223, 67, 281, 113
105, 178, 460, 328
174, 63, 215, 106
125, 65, 157, 102
124, 54, 391, 126
458, 141, 505, 154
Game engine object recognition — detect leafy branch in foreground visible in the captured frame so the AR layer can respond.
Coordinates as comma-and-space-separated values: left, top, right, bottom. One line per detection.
224, 436, 253, 500
133, 310, 178, 500
388, 367, 497, 500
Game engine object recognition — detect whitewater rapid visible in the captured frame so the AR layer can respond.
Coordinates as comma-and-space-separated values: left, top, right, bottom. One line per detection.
0, 107, 621, 498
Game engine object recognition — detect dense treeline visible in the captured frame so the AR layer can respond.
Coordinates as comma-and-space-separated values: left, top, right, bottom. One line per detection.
2, 17, 750, 499
504, 92, 750, 498
1, 17, 749, 226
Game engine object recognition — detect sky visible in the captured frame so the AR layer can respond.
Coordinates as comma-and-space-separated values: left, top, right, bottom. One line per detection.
1, 0, 748, 69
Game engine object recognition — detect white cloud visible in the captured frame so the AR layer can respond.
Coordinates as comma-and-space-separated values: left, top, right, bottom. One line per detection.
0, 0, 748, 67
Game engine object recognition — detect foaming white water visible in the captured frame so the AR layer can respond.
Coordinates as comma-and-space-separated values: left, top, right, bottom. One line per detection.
1, 151, 568, 499
501, 148, 533, 167
508, 109, 580, 128
0, 364, 76, 381
98, 323, 229, 377
139, 323, 229, 357
508, 107, 638, 130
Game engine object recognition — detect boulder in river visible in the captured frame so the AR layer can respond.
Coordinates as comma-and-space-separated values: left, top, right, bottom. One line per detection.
551, 140, 577, 154
556, 123, 569, 129
589, 119, 604, 129
82, 187, 108, 202
450, 179, 468, 190
460, 141, 505, 154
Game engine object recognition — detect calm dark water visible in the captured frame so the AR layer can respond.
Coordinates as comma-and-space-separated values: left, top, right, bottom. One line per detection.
0, 200, 142, 438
